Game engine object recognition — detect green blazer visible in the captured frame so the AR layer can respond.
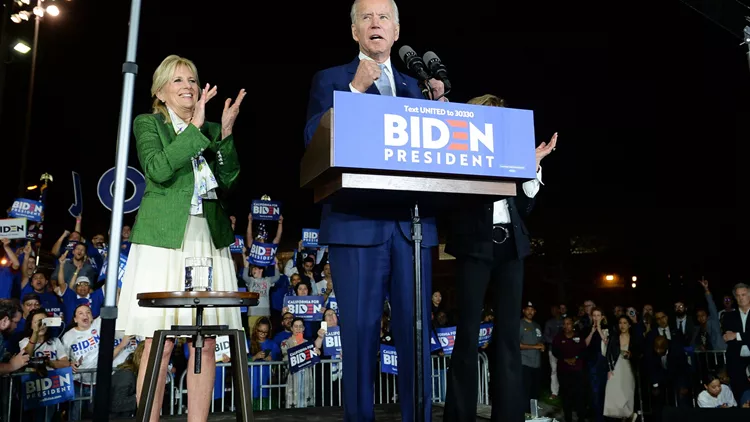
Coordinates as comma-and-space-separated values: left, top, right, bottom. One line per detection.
129, 113, 240, 250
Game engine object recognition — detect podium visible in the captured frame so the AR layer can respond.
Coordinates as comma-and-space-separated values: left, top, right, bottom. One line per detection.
301, 91, 537, 421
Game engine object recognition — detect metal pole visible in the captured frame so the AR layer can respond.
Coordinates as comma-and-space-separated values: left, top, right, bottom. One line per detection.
0, 0, 14, 129
412, 203, 424, 421
744, 25, 750, 73
16, 0, 40, 197
93, 0, 142, 420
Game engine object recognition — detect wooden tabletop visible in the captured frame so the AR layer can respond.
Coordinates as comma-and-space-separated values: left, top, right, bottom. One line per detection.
136, 291, 259, 308
137, 291, 259, 300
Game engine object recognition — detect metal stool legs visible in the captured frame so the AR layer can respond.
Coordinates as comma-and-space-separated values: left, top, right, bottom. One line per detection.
135, 328, 254, 422
136, 330, 169, 422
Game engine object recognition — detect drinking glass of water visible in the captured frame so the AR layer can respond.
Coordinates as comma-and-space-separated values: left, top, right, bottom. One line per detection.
185, 257, 213, 292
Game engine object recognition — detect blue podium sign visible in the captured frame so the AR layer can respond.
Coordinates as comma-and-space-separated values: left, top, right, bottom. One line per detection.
332, 91, 537, 179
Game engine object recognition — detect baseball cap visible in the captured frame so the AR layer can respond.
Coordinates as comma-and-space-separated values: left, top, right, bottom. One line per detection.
75, 276, 91, 285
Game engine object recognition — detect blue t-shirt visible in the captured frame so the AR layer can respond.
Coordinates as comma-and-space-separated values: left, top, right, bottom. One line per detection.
0, 267, 14, 300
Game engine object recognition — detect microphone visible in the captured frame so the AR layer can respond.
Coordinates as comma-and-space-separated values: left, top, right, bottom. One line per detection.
422, 51, 452, 91
398, 45, 432, 81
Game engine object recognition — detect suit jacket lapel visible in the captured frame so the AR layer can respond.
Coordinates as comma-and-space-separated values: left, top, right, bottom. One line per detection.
392, 68, 411, 98
156, 115, 176, 148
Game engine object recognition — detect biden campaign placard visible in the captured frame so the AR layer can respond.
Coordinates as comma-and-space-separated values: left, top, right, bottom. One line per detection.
302, 228, 319, 248
287, 342, 320, 374
98, 254, 128, 288
478, 322, 494, 347
9, 198, 43, 222
0, 218, 27, 240
332, 91, 537, 179
283, 296, 325, 321
437, 326, 457, 356
247, 241, 277, 267
21, 367, 75, 410
251, 200, 282, 221
229, 235, 245, 254
380, 344, 398, 375
323, 326, 342, 356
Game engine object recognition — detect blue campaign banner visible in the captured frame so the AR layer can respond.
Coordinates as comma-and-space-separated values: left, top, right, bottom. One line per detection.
21, 366, 75, 410
9, 198, 43, 222
283, 296, 325, 321
325, 294, 338, 315
247, 241, 277, 267
229, 235, 245, 254
288, 342, 320, 374
68, 171, 83, 218
333, 91, 537, 179
251, 200, 282, 221
380, 344, 398, 375
98, 254, 128, 288
478, 323, 494, 347
430, 330, 441, 352
437, 326, 457, 356
301, 228, 319, 248
323, 326, 341, 356
97, 166, 146, 214
63, 240, 79, 259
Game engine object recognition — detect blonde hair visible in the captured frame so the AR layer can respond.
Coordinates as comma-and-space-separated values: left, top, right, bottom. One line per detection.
150, 55, 200, 123
467, 94, 506, 108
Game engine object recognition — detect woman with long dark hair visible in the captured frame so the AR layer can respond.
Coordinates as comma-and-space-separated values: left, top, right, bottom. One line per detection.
604, 315, 641, 420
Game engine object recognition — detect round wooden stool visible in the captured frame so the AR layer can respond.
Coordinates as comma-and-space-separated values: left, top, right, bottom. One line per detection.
135, 291, 259, 422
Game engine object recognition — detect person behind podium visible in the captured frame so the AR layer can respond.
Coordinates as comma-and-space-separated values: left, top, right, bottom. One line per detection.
443, 94, 557, 422
115, 54, 246, 422
303, 1, 446, 420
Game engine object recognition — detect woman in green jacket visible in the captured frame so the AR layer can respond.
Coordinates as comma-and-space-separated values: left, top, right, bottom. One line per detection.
116, 54, 246, 422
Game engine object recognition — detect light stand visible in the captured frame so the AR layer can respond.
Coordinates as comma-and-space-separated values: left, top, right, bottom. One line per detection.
92, 1, 142, 420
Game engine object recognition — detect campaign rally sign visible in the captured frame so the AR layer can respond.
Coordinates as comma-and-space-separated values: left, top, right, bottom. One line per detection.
283, 296, 324, 321
325, 294, 338, 316
437, 326, 457, 356
9, 199, 43, 222
98, 254, 128, 288
287, 342, 320, 374
247, 241, 277, 267
251, 200, 282, 221
214, 335, 250, 362
0, 218, 27, 240
302, 228, 319, 248
332, 91, 537, 179
478, 323, 494, 347
380, 344, 398, 375
323, 326, 342, 356
430, 330, 442, 352
229, 235, 245, 254
21, 367, 75, 410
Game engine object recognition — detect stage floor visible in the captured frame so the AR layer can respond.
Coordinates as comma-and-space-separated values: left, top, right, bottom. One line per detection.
107, 404, 491, 421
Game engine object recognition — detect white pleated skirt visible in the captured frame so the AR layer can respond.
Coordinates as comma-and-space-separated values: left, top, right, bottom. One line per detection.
115, 214, 242, 338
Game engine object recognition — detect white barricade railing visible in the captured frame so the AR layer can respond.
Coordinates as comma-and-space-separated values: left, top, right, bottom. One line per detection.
175, 353, 490, 414
2, 367, 175, 421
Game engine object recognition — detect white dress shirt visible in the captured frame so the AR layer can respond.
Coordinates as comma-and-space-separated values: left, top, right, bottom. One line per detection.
734, 308, 750, 357
493, 168, 543, 224
657, 326, 672, 340
675, 316, 687, 335
349, 52, 396, 96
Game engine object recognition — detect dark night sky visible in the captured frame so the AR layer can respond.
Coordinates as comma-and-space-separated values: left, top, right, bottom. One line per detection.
0, 1, 746, 282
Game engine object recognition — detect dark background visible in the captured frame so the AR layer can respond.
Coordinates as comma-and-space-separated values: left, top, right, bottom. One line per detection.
0, 0, 746, 306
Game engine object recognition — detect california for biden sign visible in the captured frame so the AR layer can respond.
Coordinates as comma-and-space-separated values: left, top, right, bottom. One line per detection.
332, 91, 537, 179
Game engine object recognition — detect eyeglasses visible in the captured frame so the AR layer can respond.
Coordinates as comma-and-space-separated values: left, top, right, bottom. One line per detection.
256, 330, 269, 334
283, 316, 293, 321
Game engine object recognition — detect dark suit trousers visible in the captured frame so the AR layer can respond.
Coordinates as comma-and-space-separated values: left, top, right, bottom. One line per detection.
443, 250, 525, 422
328, 231, 433, 422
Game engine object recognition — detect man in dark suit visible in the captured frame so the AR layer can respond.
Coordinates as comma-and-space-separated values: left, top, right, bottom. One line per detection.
722, 283, 750, 402
672, 300, 695, 339
303, 1, 446, 421
442, 94, 557, 422
647, 335, 691, 421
